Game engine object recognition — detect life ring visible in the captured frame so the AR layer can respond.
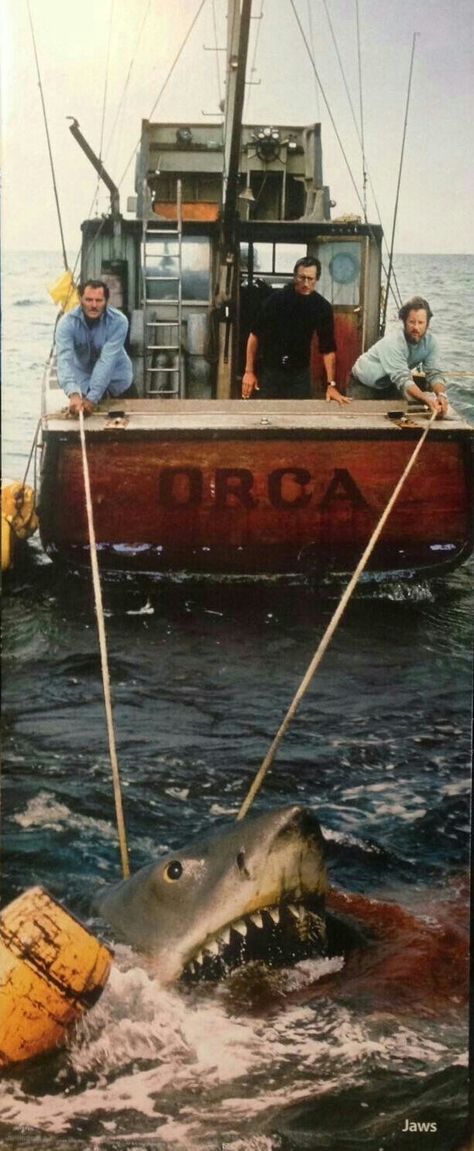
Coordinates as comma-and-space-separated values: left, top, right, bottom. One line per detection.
0, 886, 113, 1065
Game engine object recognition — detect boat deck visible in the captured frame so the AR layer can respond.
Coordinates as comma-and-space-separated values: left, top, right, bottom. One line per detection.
42, 398, 473, 439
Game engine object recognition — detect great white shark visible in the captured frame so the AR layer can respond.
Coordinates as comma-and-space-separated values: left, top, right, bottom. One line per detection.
94, 806, 331, 984
94, 804, 468, 1011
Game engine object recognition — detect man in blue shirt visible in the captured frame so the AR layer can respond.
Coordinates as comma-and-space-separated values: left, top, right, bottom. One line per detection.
56, 279, 136, 417
348, 296, 448, 417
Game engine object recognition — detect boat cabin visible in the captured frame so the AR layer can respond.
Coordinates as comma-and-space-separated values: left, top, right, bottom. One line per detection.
77, 117, 383, 403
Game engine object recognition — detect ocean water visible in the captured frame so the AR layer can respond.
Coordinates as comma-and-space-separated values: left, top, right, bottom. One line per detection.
1, 251, 473, 1151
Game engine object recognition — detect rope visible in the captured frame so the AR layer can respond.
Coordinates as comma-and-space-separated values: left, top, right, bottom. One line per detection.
22, 419, 42, 490
78, 412, 130, 878
236, 409, 438, 823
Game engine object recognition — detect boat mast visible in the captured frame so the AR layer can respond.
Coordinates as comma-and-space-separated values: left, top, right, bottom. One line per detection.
216, 0, 252, 397
222, 0, 252, 243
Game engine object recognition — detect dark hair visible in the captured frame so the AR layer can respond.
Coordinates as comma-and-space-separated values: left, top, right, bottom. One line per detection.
294, 256, 321, 279
79, 279, 110, 300
398, 296, 432, 323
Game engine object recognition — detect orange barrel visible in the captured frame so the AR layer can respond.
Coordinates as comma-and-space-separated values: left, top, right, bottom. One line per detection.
0, 886, 113, 1065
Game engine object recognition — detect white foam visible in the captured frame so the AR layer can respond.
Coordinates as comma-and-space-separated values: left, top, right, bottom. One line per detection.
0, 953, 466, 1149
13, 791, 116, 839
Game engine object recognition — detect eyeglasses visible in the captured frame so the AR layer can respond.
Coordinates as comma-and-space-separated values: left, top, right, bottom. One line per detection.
296, 274, 316, 283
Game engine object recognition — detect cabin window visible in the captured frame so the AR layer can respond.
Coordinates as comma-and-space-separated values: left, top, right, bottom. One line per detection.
240, 240, 362, 305
241, 242, 307, 287
317, 241, 361, 306
146, 236, 210, 301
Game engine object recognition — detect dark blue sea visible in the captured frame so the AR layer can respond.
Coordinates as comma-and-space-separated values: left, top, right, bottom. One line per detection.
1, 251, 473, 1151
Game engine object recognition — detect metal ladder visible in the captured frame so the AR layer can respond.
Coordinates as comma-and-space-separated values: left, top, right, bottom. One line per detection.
142, 180, 183, 397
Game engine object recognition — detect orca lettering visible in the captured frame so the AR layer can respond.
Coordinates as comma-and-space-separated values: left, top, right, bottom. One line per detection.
320, 468, 369, 509
268, 468, 312, 509
215, 468, 258, 509
159, 467, 202, 507
157, 465, 368, 512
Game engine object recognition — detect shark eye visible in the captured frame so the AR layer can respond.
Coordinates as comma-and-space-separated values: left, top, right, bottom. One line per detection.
164, 860, 183, 882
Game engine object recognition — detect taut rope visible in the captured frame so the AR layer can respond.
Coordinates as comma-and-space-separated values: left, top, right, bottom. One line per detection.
236, 410, 438, 822
78, 412, 130, 877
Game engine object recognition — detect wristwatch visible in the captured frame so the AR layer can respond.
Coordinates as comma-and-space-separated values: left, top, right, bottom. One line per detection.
327, 381, 337, 388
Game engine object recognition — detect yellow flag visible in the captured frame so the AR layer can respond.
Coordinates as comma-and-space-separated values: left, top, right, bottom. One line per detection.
48, 270, 80, 312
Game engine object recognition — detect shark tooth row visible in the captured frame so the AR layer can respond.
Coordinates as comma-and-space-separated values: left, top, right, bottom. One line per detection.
188, 901, 309, 970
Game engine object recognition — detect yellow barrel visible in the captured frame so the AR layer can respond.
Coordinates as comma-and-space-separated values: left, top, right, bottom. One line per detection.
0, 886, 113, 1065
1, 481, 39, 572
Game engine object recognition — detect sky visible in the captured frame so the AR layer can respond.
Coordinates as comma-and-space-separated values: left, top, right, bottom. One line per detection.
1, 0, 473, 261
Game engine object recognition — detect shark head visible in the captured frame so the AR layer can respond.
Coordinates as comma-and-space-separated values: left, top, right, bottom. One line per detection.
94, 806, 328, 983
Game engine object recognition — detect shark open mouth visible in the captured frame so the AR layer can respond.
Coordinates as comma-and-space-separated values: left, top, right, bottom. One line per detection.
182, 895, 327, 981
94, 806, 329, 984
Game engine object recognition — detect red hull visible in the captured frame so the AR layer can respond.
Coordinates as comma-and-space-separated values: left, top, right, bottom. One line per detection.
39, 401, 473, 578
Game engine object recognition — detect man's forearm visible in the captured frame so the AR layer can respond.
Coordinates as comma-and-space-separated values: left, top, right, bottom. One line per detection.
322, 352, 336, 383
244, 333, 259, 374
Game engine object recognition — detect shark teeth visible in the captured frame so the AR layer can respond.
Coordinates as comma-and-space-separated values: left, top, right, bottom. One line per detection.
232, 919, 248, 938
205, 939, 220, 956
288, 903, 306, 922
186, 899, 310, 973
249, 911, 264, 928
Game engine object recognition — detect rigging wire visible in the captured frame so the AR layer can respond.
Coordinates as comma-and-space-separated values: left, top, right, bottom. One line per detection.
26, 0, 69, 271
321, 0, 359, 150
293, 0, 401, 313
381, 32, 418, 334
104, 0, 153, 164
66, 0, 203, 280
117, 0, 208, 192
289, 0, 365, 212
99, 0, 114, 159
211, 0, 223, 111
321, 0, 402, 305
88, 0, 115, 222
306, 0, 321, 120
355, 0, 367, 221
244, 0, 264, 120
237, 408, 438, 823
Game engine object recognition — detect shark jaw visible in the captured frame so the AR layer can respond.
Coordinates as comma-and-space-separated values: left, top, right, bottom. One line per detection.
181, 894, 327, 982
94, 805, 328, 984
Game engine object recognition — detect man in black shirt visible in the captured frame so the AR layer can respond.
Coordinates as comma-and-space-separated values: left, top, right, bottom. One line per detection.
241, 256, 349, 403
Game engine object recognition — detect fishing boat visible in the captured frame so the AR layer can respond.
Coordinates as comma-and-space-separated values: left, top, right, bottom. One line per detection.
36, 0, 473, 582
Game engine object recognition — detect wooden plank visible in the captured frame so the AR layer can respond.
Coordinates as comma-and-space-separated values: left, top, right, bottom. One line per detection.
43, 398, 473, 437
